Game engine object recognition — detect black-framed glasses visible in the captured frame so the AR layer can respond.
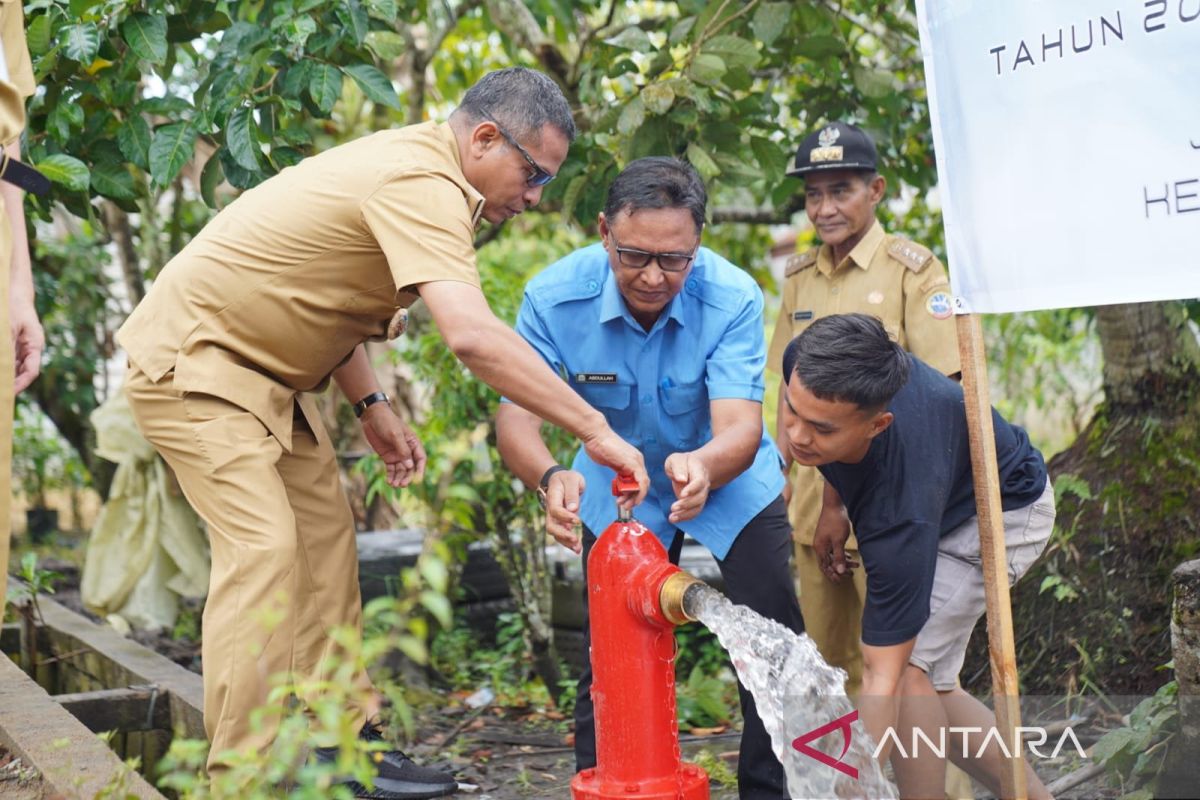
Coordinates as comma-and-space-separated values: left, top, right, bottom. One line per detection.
479, 110, 555, 187
610, 234, 698, 273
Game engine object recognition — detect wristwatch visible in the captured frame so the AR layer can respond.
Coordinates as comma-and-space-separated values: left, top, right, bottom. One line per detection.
536, 465, 567, 508
353, 391, 390, 418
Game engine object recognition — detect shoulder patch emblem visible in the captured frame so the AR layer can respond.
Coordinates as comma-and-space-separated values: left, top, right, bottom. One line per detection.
926, 291, 954, 320
887, 239, 934, 272
785, 249, 818, 277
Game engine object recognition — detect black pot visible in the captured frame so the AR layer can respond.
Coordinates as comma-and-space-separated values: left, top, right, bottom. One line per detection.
25, 507, 58, 542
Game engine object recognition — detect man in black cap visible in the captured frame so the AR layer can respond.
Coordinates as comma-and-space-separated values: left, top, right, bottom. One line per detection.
767, 121, 969, 798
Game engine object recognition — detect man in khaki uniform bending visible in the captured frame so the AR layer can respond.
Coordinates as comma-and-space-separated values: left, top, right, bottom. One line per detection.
767, 123, 960, 701
118, 67, 648, 798
1, 0, 43, 605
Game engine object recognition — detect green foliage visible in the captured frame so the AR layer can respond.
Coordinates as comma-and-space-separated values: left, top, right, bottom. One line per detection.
157, 557, 448, 797
24, 0, 405, 213
1092, 681, 1178, 798
691, 748, 738, 788
675, 663, 735, 729
10, 402, 85, 506
983, 309, 1101, 456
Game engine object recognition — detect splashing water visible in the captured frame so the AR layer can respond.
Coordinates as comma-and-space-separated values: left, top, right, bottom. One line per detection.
684, 584, 897, 800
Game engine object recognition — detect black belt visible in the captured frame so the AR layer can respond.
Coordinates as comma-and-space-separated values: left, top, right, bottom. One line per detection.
0, 156, 50, 196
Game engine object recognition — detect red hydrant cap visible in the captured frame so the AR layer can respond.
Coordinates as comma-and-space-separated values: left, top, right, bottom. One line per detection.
611, 473, 640, 497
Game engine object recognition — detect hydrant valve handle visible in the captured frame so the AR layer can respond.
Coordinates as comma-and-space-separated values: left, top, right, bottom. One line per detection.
611, 473, 640, 497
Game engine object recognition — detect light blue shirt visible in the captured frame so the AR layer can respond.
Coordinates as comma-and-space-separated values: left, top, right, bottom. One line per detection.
510, 242, 784, 559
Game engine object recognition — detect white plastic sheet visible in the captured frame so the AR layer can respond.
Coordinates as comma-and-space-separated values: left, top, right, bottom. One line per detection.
916, 0, 1200, 313
81, 391, 209, 632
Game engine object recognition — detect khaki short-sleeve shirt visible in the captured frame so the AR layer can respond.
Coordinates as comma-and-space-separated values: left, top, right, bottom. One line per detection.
0, 0, 35, 145
117, 121, 485, 448
767, 219, 960, 546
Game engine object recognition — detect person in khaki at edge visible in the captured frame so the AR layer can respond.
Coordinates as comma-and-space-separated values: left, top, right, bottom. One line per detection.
1, 0, 44, 613
767, 122, 972, 800
118, 68, 649, 800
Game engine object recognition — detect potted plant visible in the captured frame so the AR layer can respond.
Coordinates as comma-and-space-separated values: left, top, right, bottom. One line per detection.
11, 404, 64, 543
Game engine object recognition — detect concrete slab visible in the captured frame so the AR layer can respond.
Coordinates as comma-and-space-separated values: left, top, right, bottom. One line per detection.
7, 578, 204, 739
0, 653, 164, 799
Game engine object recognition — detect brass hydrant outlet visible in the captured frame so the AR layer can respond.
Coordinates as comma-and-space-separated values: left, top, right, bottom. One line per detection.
659, 571, 703, 626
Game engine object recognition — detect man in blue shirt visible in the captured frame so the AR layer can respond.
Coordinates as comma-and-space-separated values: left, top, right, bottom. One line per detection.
496, 157, 804, 798
779, 313, 1054, 799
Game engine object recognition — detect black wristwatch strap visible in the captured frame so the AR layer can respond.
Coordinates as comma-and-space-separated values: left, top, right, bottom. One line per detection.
539, 464, 567, 491
353, 391, 390, 418
536, 465, 567, 509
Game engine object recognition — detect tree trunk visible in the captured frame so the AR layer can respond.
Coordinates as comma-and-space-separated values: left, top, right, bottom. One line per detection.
964, 300, 1200, 696
1094, 302, 1200, 410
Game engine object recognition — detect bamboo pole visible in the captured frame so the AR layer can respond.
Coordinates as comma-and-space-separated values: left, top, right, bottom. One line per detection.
955, 312, 1027, 800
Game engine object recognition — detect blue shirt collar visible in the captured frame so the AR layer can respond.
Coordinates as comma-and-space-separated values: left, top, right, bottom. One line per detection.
597, 265, 689, 330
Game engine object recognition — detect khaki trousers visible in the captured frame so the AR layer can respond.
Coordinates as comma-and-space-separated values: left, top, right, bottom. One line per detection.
124, 366, 372, 771
1, 193, 14, 607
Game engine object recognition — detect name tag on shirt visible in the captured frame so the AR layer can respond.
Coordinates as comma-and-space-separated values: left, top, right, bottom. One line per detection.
793, 310, 814, 321
574, 372, 618, 384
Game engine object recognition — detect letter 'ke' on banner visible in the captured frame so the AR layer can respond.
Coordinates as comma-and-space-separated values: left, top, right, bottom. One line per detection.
915, 0, 1200, 314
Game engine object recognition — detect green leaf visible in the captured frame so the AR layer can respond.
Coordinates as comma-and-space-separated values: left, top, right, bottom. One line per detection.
1092, 727, 1136, 765
118, 116, 153, 171
688, 54, 726, 85
61, 23, 101, 64
605, 26, 652, 52
418, 557, 449, 594
47, 101, 84, 144
685, 143, 720, 180
341, 0, 369, 45
796, 34, 845, 60
669, 16, 696, 46
200, 152, 224, 209
148, 122, 197, 187
26, 15, 53, 56
280, 59, 314, 99
308, 63, 343, 115
366, 31, 407, 61
342, 64, 401, 110
616, 96, 645, 136
37, 154, 91, 193
270, 146, 304, 169
225, 106, 260, 171
419, 590, 452, 628
853, 67, 894, 99
560, 174, 586, 222
365, 0, 398, 22
702, 35, 760, 70
136, 96, 194, 115
121, 13, 168, 64
641, 83, 675, 116
91, 161, 136, 200
750, 136, 788, 175
751, 3, 792, 47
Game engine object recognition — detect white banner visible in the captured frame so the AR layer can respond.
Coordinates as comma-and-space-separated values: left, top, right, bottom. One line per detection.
915, 0, 1200, 313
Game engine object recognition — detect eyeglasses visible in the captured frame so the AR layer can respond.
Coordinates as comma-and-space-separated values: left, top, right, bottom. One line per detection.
610, 234, 698, 273
479, 110, 555, 187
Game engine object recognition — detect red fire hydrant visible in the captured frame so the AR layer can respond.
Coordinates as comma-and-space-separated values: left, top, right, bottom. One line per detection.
570, 475, 709, 800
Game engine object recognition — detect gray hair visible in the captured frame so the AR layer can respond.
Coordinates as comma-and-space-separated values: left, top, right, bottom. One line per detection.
782, 314, 911, 411
453, 67, 576, 143
604, 157, 708, 233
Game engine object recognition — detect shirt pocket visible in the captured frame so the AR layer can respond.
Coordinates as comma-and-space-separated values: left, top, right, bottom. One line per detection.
659, 380, 708, 449
576, 383, 635, 440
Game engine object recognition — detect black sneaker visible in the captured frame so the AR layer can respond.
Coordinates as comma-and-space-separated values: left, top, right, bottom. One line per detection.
314, 723, 458, 800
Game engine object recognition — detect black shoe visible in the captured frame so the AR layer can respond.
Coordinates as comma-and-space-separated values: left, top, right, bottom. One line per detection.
314, 723, 458, 799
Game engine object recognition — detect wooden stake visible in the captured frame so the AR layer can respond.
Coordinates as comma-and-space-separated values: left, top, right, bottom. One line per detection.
955, 312, 1028, 800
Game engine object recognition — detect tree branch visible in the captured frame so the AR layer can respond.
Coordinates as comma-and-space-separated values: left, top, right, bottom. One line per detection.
712, 195, 804, 225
